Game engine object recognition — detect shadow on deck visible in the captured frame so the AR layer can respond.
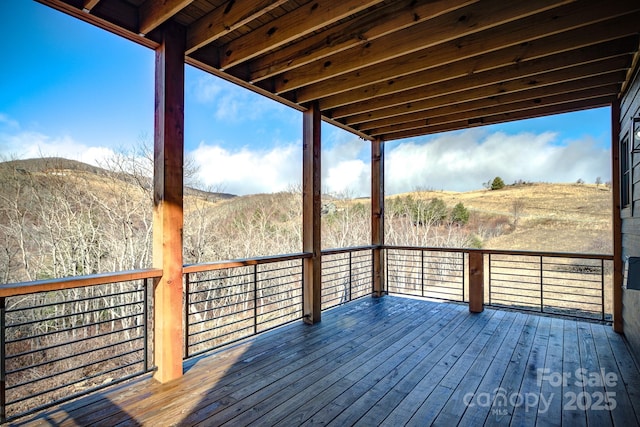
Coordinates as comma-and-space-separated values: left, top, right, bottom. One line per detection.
13, 296, 640, 426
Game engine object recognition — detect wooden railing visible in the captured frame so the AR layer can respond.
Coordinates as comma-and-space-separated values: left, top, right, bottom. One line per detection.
384, 246, 613, 321
182, 253, 310, 358
0, 268, 162, 423
321, 246, 375, 310
0, 246, 614, 422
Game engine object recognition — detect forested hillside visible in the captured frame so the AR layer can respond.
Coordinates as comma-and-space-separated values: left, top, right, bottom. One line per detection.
0, 157, 612, 284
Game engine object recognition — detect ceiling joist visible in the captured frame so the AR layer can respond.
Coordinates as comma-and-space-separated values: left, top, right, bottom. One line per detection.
36, 0, 640, 140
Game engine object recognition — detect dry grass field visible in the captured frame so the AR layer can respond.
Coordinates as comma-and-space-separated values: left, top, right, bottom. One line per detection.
386, 182, 613, 254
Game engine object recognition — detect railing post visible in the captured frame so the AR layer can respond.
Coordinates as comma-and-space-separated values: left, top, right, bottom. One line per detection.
421, 250, 425, 297
469, 251, 484, 313
302, 101, 322, 324
488, 253, 492, 305
152, 20, 185, 382
184, 274, 189, 359
254, 265, 258, 334
348, 252, 353, 302
144, 279, 150, 371
462, 253, 466, 302
372, 138, 385, 297
540, 256, 544, 313
601, 259, 606, 321
1, 297, 5, 424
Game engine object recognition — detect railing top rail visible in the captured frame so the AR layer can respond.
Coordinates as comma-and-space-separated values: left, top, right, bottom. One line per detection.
383, 245, 614, 260
321, 245, 378, 256
0, 268, 163, 298
182, 252, 312, 274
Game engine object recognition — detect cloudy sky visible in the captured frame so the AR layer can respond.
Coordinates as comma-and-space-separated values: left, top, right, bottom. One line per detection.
0, 1, 612, 196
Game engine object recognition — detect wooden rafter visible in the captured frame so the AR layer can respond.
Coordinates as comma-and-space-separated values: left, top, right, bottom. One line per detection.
275, 0, 577, 95
219, 0, 384, 70
139, 0, 194, 36
37, 0, 640, 145
383, 96, 615, 141
310, 17, 640, 109
358, 79, 623, 132
186, 0, 289, 55
82, 0, 100, 12
333, 56, 631, 120
247, 0, 480, 83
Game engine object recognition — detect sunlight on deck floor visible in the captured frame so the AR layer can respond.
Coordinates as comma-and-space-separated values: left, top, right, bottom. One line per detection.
14, 296, 640, 426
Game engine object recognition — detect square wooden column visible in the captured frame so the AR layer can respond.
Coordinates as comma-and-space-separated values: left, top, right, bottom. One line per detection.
611, 99, 623, 333
152, 20, 185, 382
303, 101, 322, 324
372, 138, 385, 297
468, 251, 484, 313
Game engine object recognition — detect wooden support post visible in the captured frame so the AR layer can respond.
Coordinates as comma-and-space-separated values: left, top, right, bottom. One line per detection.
303, 101, 322, 324
469, 251, 484, 313
611, 99, 623, 333
152, 20, 185, 382
372, 138, 385, 297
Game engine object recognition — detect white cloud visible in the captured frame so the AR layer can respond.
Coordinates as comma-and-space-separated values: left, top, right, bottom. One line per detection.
188, 72, 288, 123
190, 142, 301, 195
0, 120, 116, 166
385, 129, 611, 194
191, 75, 223, 104
321, 134, 371, 197
0, 113, 611, 197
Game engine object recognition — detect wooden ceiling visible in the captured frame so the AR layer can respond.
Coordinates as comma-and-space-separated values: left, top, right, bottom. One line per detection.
38, 0, 640, 141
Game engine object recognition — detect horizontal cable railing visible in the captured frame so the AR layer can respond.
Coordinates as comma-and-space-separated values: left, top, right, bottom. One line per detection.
321, 246, 375, 310
384, 246, 612, 321
486, 251, 613, 321
385, 246, 466, 302
0, 246, 614, 423
0, 269, 161, 423
183, 253, 310, 358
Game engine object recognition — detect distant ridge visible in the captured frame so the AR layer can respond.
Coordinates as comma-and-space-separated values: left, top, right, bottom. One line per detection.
0, 157, 237, 200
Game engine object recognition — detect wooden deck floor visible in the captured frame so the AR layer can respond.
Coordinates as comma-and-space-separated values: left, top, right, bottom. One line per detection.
14, 296, 640, 426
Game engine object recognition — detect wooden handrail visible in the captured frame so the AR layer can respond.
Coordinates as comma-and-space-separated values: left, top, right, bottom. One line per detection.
383, 245, 614, 260
0, 247, 613, 298
0, 268, 163, 298
182, 252, 312, 274
321, 245, 377, 256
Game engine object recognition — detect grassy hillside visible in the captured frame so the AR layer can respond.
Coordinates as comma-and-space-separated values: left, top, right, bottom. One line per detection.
384, 183, 612, 254
0, 157, 612, 285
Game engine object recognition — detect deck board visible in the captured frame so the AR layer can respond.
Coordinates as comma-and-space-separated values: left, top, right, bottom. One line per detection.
13, 296, 640, 427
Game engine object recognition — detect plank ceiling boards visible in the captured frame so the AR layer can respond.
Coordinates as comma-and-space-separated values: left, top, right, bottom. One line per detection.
37, 0, 640, 141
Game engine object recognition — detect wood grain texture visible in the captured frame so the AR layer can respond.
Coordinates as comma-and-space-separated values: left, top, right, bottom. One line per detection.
17, 297, 639, 426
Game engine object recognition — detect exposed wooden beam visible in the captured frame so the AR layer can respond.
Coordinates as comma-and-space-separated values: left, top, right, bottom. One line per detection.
139, 0, 193, 36
382, 96, 614, 141
359, 80, 621, 132
186, 0, 288, 55
350, 38, 635, 128
333, 55, 631, 120
247, 0, 479, 83
308, 12, 640, 107
371, 138, 384, 297
303, 101, 322, 324
369, 85, 620, 136
275, 0, 580, 94
38, 0, 159, 48
82, 0, 100, 13
345, 71, 627, 126
316, 25, 640, 110
153, 21, 185, 383
219, 0, 383, 70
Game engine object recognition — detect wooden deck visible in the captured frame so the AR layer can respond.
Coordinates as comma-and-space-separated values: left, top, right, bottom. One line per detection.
13, 296, 640, 426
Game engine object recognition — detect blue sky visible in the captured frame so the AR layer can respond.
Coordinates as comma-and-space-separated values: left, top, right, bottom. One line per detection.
0, 0, 612, 196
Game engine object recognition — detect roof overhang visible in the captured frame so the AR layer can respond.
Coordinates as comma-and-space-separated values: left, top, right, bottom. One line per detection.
37, 0, 640, 141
